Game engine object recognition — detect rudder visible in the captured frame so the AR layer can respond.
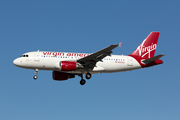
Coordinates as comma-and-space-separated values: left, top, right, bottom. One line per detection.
129, 32, 160, 59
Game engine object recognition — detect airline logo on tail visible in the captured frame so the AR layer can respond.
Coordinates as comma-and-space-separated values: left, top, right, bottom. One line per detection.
129, 32, 160, 60
137, 39, 157, 59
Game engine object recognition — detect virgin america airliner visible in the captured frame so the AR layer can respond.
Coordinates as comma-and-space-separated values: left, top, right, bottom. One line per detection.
13, 32, 165, 85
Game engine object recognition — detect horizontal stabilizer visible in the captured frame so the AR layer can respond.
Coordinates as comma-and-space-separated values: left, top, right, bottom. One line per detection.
142, 54, 165, 64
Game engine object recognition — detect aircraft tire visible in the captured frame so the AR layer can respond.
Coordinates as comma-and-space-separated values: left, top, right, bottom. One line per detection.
33, 75, 38, 80
80, 79, 86, 85
86, 73, 92, 79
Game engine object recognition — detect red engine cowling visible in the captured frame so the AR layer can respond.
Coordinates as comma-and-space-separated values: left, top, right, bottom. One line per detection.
52, 71, 75, 81
60, 61, 77, 71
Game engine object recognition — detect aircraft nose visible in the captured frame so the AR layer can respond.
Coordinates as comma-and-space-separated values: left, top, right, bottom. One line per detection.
13, 58, 20, 66
13, 59, 18, 66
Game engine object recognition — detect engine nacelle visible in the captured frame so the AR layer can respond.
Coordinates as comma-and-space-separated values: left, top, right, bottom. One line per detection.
60, 61, 76, 71
55, 61, 83, 71
52, 71, 75, 81
54, 61, 84, 71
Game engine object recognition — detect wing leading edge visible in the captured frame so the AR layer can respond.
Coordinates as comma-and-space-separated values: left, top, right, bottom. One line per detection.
77, 44, 118, 63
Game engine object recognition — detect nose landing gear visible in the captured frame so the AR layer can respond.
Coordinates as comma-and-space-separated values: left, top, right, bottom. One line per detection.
33, 69, 38, 80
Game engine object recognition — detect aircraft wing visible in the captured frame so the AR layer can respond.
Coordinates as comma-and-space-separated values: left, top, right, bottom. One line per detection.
77, 44, 118, 63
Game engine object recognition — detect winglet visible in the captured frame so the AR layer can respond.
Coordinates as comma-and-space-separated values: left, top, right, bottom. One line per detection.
119, 42, 122, 47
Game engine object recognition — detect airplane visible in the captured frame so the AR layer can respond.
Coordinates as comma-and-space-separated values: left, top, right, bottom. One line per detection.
13, 32, 165, 85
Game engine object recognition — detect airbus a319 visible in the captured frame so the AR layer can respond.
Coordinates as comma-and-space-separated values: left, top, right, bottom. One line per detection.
13, 32, 165, 85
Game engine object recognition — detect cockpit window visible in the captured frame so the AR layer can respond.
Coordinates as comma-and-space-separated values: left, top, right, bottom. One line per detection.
20, 55, 29, 57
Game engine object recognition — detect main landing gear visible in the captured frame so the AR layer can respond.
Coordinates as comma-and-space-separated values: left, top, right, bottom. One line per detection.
33, 69, 38, 80
79, 73, 92, 85
85, 73, 92, 79
80, 79, 86, 85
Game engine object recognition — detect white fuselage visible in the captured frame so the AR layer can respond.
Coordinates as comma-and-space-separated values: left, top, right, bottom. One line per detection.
13, 51, 142, 74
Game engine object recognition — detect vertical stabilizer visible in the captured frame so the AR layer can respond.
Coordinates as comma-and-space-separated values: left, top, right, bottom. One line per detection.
130, 32, 160, 59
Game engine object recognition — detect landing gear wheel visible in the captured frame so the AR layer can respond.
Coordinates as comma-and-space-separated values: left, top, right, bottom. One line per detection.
33, 69, 38, 80
33, 75, 38, 80
80, 79, 86, 85
86, 73, 92, 79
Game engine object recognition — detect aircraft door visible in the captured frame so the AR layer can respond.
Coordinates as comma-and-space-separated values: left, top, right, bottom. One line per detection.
34, 50, 40, 61
127, 57, 133, 66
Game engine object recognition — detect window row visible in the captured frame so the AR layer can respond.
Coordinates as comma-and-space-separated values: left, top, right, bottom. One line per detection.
41, 55, 124, 61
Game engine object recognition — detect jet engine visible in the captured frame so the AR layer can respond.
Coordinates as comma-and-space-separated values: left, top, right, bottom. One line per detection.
56, 61, 83, 71
52, 71, 75, 81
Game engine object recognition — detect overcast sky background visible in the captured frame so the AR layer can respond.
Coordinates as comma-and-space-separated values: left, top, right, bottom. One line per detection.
0, 0, 179, 120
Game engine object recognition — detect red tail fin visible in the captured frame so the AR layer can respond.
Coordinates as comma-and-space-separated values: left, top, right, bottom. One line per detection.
130, 32, 160, 59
